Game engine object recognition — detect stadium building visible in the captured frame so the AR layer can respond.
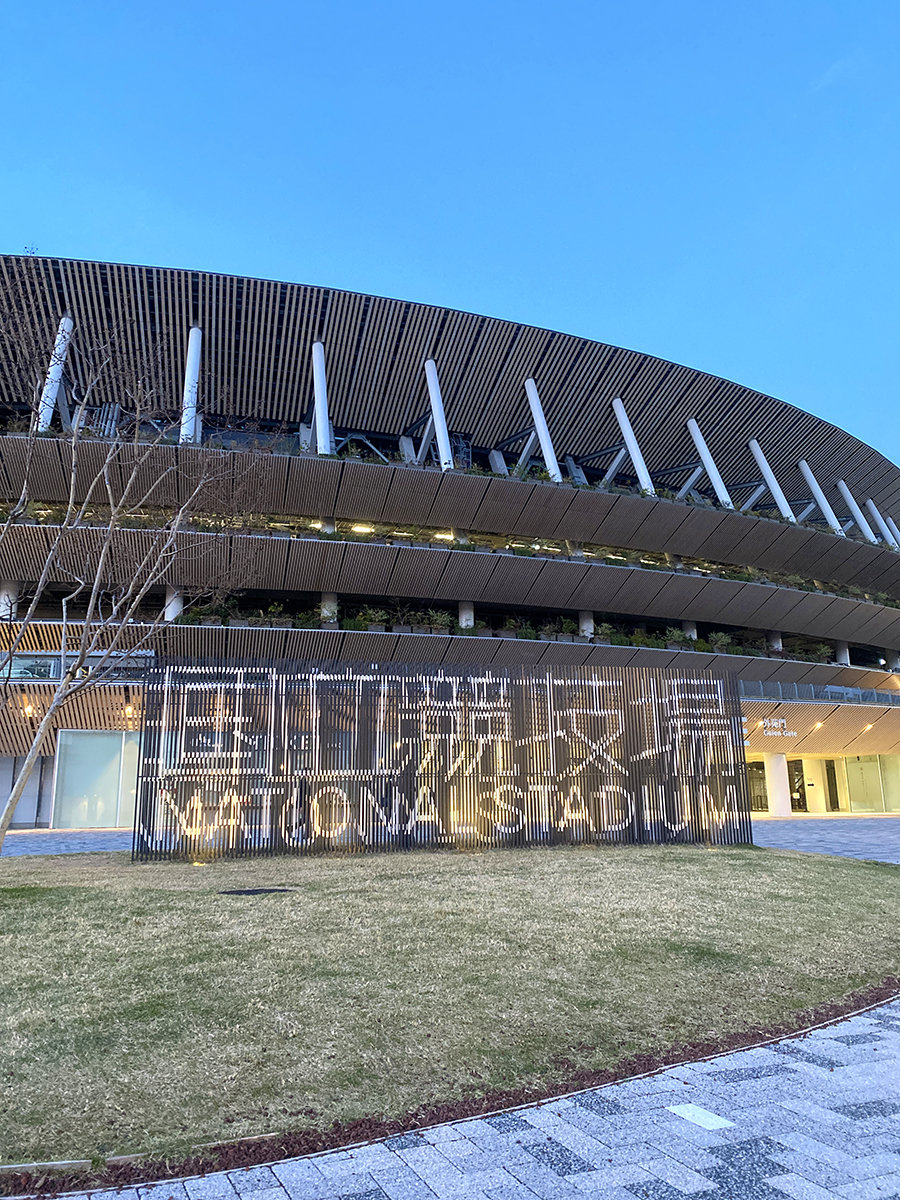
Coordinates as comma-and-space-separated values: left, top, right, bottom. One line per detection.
3, 255, 900, 845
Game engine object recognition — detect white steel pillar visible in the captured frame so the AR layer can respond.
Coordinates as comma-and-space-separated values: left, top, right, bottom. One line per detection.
0, 581, 19, 620
836, 481, 877, 544
675, 464, 704, 501
748, 440, 795, 522
611, 398, 655, 495
424, 360, 454, 471
798, 460, 844, 536
578, 610, 595, 638
686, 419, 734, 509
321, 592, 339, 624
458, 600, 474, 629
740, 483, 767, 513
164, 586, 184, 622
887, 516, 900, 546
179, 325, 202, 444
523, 378, 563, 483
835, 640, 851, 666
763, 753, 793, 817
311, 342, 333, 456
37, 313, 74, 432
864, 499, 899, 548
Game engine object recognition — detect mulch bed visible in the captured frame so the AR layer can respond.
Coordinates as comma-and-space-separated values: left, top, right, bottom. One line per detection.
5, 975, 898, 1198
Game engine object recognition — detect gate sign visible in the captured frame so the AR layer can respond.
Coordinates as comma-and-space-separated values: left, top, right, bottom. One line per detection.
134, 662, 752, 860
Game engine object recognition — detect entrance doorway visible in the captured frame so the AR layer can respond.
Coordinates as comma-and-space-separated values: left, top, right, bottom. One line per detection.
787, 759, 807, 811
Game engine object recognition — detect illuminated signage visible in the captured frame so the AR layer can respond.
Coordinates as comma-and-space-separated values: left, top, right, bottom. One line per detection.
135, 663, 752, 859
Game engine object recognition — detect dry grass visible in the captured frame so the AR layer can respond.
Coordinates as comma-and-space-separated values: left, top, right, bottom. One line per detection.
1, 843, 899, 1164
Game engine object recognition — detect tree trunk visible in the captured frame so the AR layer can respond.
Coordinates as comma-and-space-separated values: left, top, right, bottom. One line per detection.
0, 700, 63, 851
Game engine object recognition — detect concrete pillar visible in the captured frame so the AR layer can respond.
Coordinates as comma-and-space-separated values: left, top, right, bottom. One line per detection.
835, 640, 851, 666
37, 313, 74, 432
321, 592, 338, 623
682, 619, 697, 640
164, 586, 184, 622
763, 753, 792, 816
887, 650, 900, 672
179, 325, 202, 444
458, 600, 474, 629
665, 552, 683, 570
0, 581, 19, 620
767, 630, 783, 656
320, 518, 336, 534
566, 540, 585, 559
578, 610, 594, 638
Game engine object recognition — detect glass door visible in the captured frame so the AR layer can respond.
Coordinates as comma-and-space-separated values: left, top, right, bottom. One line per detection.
787, 759, 807, 811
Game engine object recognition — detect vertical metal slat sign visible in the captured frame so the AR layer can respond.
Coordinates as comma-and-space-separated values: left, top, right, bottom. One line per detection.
134, 662, 752, 860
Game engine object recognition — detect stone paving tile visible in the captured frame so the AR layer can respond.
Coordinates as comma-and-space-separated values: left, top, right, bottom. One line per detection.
750, 815, 900, 864
184, 1177, 239, 1200
2, 829, 132, 855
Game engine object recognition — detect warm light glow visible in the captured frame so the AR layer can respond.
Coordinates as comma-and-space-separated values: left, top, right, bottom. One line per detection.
351, 524, 374, 533
191, 861, 206, 867
863, 723, 873, 732
434, 532, 454, 540
23, 703, 34, 717
391, 530, 412, 537
310, 521, 322, 529
814, 721, 823, 729
757, 720, 764, 727
125, 704, 135, 718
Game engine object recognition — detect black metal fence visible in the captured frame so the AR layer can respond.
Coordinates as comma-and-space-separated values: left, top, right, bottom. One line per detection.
134, 661, 752, 859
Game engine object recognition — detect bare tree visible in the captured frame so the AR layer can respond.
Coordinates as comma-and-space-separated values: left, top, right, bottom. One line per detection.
0, 259, 258, 849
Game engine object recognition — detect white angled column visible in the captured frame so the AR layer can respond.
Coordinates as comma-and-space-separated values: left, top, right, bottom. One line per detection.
888, 516, 900, 546
748, 440, 795, 522
0, 581, 19, 620
37, 313, 74, 432
164, 586, 184, 622
179, 325, 202, 444
798, 460, 844, 536
836, 481, 877, 543
311, 342, 333, 456
865, 499, 899, 548
524, 378, 562, 483
611, 398, 655, 495
424, 360, 454, 471
686, 419, 733, 508
763, 753, 793, 817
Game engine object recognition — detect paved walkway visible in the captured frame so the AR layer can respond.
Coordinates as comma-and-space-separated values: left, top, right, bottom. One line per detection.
752, 816, 900, 865
59, 998, 900, 1200
1, 829, 132, 856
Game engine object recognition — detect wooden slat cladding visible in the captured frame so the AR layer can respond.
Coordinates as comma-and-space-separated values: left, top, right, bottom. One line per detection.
3, 255, 899, 522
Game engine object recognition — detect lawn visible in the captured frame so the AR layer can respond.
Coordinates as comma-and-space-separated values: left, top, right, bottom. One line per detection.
1, 844, 899, 1166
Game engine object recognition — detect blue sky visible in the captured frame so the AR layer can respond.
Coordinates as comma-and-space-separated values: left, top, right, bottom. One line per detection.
2, 1, 898, 459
